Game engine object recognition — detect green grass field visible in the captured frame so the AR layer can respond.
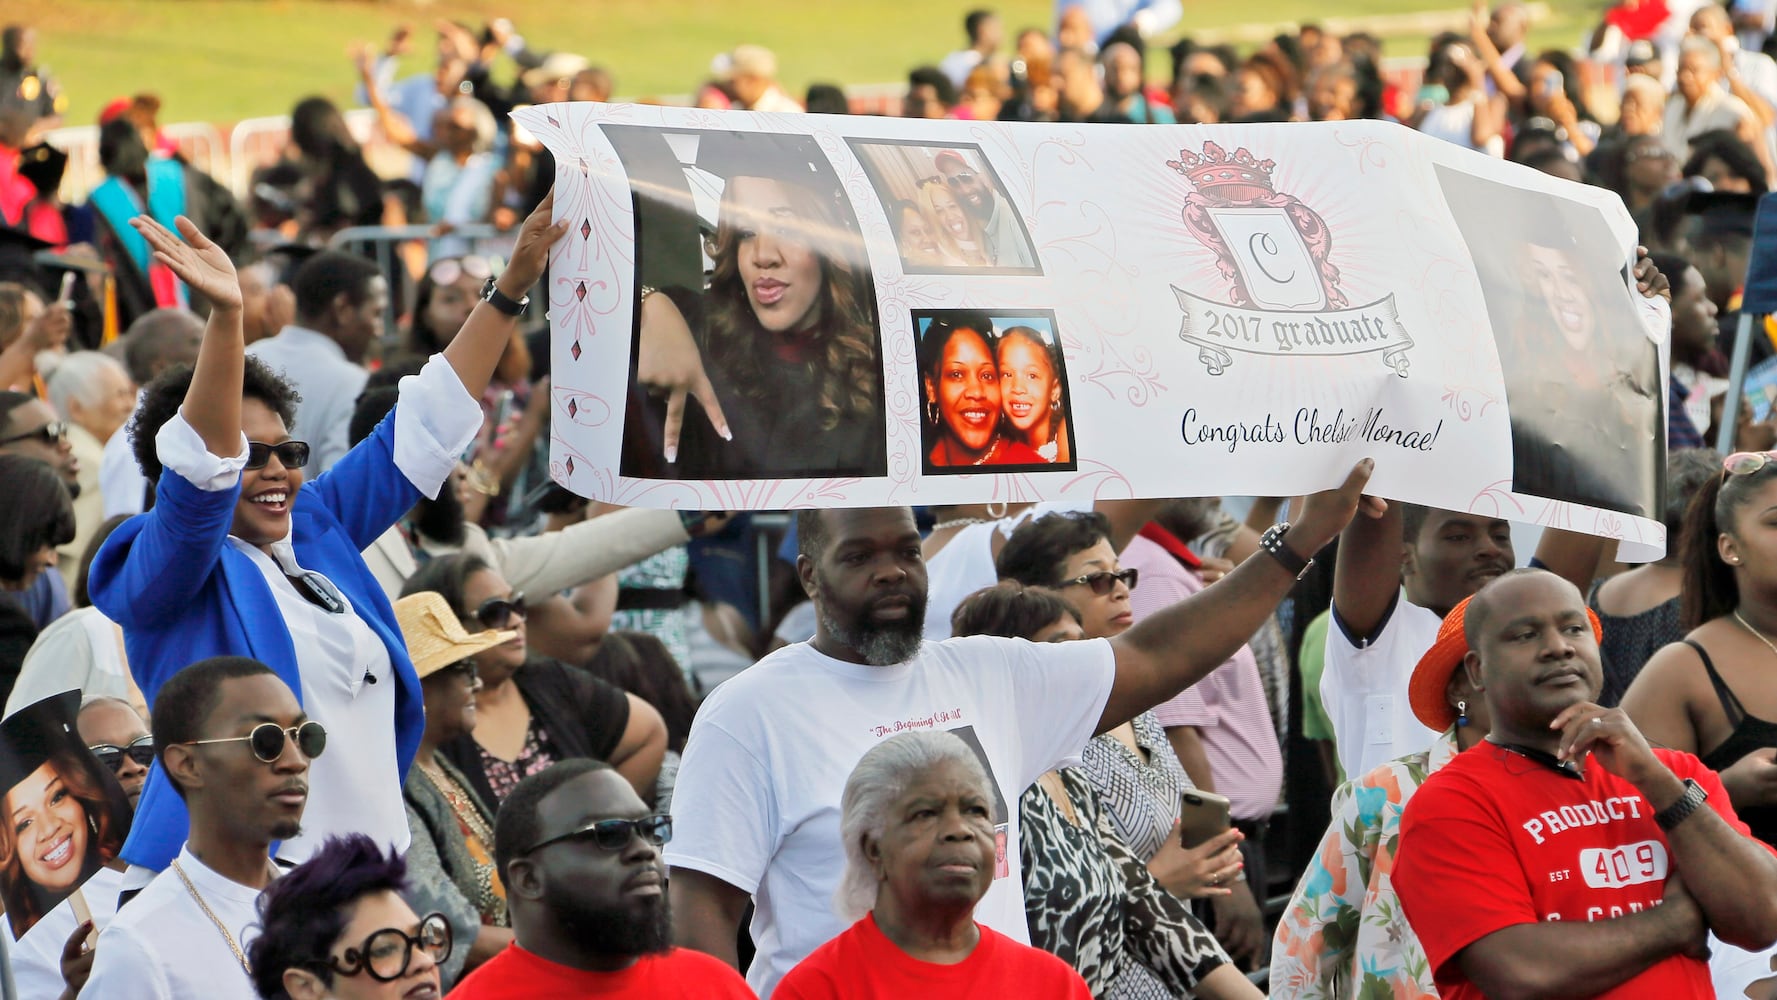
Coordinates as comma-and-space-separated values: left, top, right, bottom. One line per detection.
6, 0, 1601, 127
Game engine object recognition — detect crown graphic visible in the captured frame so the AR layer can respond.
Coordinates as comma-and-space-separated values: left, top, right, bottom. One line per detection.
1167, 142, 1278, 202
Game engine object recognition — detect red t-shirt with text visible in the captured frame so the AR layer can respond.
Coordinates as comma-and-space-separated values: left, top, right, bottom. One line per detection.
1395, 744, 1755, 1000
773, 913, 1091, 1000
445, 943, 753, 998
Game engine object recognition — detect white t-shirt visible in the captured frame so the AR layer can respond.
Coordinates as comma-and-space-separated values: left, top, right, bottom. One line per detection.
668, 634, 1117, 997
1321, 593, 1443, 779
79, 845, 263, 999
11, 865, 122, 1000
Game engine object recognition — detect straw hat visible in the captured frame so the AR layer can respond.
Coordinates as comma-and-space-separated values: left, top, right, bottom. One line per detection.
395, 592, 516, 680
1408, 594, 1604, 731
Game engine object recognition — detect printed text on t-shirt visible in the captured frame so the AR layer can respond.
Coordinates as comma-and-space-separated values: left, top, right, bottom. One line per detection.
868, 708, 965, 738
1520, 794, 1645, 844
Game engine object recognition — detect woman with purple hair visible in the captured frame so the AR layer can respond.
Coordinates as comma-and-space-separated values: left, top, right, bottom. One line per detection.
248, 834, 452, 1000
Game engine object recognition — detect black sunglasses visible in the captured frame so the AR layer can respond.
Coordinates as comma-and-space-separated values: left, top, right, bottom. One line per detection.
1061, 568, 1139, 596
182, 720, 328, 763
524, 814, 672, 855
0, 420, 68, 447
474, 592, 526, 630
89, 735, 155, 772
326, 911, 452, 982
246, 440, 311, 471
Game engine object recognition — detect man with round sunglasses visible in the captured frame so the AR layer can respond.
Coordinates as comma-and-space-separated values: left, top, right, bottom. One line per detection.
250, 833, 451, 1000
448, 759, 752, 998
82, 656, 322, 1000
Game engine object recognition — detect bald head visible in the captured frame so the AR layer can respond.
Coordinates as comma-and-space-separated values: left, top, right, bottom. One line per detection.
121, 308, 204, 385
1464, 567, 1578, 647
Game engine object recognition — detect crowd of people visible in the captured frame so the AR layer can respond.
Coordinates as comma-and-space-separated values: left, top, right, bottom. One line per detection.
0, 0, 1774, 998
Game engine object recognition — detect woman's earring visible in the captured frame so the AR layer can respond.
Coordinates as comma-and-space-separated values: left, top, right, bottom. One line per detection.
1456, 700, 1469, 728
89, 813, 99, 836
986, 502, 1008, 519
926, 400, 939, 426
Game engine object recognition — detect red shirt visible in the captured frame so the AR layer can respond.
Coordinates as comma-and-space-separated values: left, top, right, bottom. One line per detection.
1395, 744, 1755, 1000
446, 944, 753, 999
774, 913, 1090, 1000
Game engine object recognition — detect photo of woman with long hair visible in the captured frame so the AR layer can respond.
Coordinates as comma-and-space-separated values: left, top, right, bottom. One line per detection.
996, 324, 1071, 464
1434, 165, 1661, 518
891, 198, 966, 268
919, 311, 1052, 471
607, 127, 887, 480
917, 179, 988, 266
0, 691, 130, 939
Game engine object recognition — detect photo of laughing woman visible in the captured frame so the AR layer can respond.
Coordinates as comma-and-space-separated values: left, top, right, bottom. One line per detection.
607, 127, 887, 481
919, 311, 1053, 472
0, 691, 131, 940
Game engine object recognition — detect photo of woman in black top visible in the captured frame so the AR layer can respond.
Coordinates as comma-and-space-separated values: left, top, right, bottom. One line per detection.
606, 126, 886, 481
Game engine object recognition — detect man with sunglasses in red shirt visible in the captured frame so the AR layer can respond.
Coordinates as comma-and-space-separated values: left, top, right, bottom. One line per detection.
449, 759, 753, 998
83, 656, 325, 1000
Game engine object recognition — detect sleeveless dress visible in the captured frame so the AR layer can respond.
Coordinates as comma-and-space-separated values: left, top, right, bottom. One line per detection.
1684, 639, 1777, 845
1588, 582, 1682, 707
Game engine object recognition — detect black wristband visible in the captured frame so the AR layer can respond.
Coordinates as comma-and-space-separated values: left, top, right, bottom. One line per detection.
1654, 778, 1707, 831
480, 276, 528, 317
1260, 522, 1313, 580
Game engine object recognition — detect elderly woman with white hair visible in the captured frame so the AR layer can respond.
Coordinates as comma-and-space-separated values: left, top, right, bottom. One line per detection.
775, 731, 1091, 998
46, 350, 136, 575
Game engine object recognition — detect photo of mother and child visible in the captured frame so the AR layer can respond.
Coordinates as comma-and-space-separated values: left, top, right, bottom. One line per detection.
850, 141, 1041, 273
917, 310, 1074, 472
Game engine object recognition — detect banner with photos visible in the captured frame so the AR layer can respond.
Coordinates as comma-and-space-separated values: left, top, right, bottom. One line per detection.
0, 692, 133, 941
517, 104, 1671, 559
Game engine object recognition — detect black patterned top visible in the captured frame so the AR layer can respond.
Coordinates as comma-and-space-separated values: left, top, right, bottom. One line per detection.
1020, 767, 1230, 998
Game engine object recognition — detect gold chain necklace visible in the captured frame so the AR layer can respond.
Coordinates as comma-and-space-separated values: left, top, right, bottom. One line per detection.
417, 759, 496, 848
170, 859, 252, 976
1735, 610, 1777, 660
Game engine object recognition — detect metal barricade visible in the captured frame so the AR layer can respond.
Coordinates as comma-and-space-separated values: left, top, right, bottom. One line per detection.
42, 125, 101, 205
228, 114, 296, 199
161, 121, 228, 184
326, 223, 512, 338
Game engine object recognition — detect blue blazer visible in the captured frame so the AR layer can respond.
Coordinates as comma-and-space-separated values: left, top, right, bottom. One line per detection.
89, 410, 425, 871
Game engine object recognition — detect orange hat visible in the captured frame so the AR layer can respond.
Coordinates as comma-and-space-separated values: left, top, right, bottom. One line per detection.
1407, 594, 1605, 731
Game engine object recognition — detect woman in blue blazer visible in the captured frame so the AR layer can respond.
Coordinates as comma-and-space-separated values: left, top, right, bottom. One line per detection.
89, 195, 570, 872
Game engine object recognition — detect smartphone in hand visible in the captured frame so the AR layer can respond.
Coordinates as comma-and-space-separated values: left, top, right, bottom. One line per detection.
1179, 789, 1232, 848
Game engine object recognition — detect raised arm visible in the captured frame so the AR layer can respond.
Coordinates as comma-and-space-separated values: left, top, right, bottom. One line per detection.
1103, 460, 1377, 733
1331, 495, 1401, 641
132, 215, 245, 456
443, 190, 568, 399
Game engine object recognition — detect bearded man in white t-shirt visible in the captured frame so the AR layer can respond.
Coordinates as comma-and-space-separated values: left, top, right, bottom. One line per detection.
81, 657, 317, 1000
668, 463, 1375, 997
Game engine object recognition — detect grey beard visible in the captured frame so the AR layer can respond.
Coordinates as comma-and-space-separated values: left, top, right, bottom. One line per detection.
816, 602, 924, 666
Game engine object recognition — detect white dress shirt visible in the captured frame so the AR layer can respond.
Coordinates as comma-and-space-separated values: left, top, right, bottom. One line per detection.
247, 325, 370, 472
79, 846, 262, 1000
11, 865, 121, 1000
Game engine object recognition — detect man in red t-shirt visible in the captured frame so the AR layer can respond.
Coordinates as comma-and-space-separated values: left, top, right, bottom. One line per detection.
1394, 569, 1777, 1000
448, 759, 753, 999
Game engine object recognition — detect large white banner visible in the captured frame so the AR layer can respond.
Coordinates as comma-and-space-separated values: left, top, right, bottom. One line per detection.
516, 104, 1671, 559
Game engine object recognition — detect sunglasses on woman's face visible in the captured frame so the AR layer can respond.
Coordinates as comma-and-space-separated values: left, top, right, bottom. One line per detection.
245, 440, 311, 471
523, 814, 673, 854
88, 735, 155, 772
327, 912, 452, 982
474, 592, 526, 630
427, 256, 493, 288
181, 720, 328, 763
1061, 567, 1139, 596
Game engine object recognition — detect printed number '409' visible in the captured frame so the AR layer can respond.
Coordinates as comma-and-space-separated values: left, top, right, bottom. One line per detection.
1578, 840, 1667, 889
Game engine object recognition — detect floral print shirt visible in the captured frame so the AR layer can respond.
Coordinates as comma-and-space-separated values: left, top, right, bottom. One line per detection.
1270, 727, 1461, 1000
